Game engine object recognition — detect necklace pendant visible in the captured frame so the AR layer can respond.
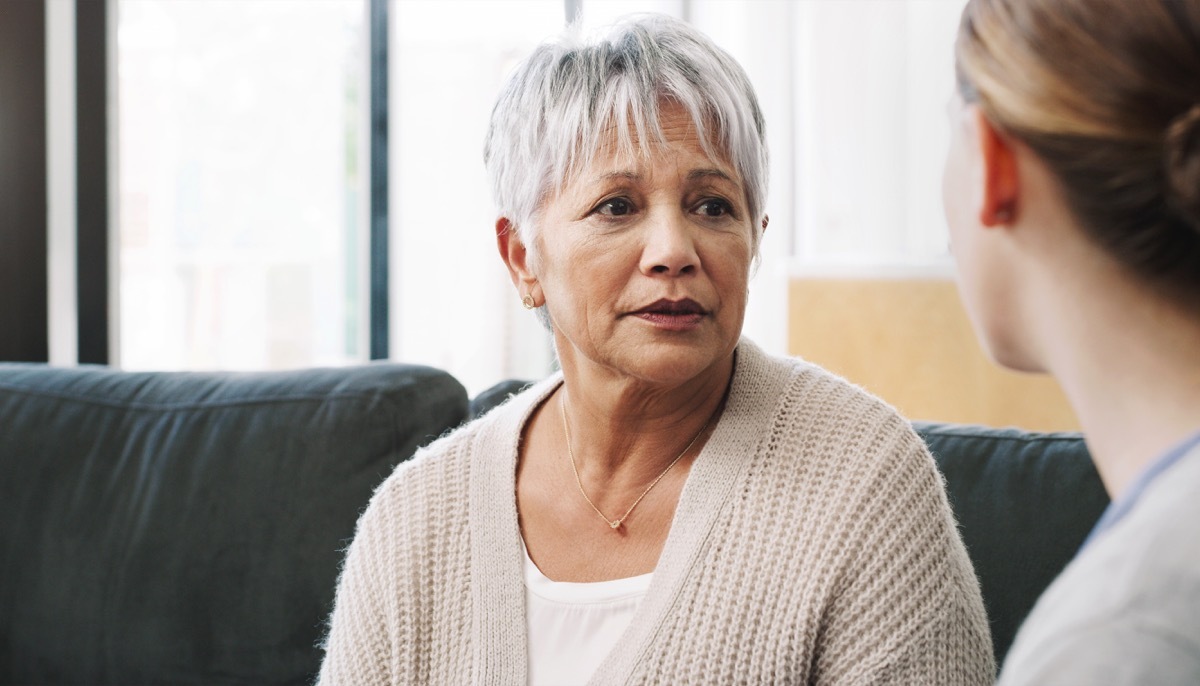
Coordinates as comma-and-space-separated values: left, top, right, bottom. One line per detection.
609, 520, 621, 529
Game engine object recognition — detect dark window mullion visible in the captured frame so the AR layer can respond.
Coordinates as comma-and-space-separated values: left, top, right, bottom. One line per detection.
76, 0, 109, 365
369, 0, 389, 360
0, 0, 49, 362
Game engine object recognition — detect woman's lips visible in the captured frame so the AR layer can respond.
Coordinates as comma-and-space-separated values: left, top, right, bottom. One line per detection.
629, 299, 708, 331
635, 311, 705, 330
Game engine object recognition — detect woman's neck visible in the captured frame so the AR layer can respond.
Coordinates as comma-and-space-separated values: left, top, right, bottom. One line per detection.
1039, 279, 1200, 500
555, 351, 734, 482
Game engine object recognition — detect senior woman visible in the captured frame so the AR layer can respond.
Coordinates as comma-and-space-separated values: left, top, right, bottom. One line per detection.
945, 0, 1200, 682
319, 15, 993, 685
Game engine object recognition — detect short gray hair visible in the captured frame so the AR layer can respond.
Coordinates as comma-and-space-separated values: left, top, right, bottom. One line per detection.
483, 14, 768, 258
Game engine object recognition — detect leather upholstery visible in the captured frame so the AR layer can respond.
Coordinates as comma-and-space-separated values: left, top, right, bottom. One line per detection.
0, 363, 466, 685
915, 422, 1108, 665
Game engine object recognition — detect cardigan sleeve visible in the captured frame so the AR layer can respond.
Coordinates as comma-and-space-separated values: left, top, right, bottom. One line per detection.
316, 482, 398, 686
814, 425, 996, 685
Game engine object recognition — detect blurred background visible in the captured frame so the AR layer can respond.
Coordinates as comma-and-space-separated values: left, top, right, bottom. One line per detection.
1, 0, 1076, 429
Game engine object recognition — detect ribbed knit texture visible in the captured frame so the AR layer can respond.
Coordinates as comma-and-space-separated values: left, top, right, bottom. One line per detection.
317, 339, 995, 685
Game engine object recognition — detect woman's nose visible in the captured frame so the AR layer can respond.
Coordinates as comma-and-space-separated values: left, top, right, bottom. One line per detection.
639, 212, 699, 276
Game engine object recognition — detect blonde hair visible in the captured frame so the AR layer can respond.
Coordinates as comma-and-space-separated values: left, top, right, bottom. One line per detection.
955, 0, 1200, 303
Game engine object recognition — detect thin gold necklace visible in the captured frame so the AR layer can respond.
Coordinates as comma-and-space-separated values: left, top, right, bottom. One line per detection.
559, 392, 714, 531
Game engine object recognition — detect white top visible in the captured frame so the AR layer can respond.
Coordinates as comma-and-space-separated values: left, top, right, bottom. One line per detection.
523, 546, 652, 686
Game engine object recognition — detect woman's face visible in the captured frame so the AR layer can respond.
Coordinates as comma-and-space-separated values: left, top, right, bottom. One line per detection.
942, 94, 1031, 370
530, 104, 756, 386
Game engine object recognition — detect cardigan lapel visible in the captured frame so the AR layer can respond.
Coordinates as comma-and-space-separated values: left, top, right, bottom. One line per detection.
589, 340, 796, 684
468, 374, 563, 685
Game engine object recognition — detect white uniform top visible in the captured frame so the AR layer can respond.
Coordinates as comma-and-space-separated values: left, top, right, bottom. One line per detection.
523, 546, 652, 686
998, 436, 1200, 684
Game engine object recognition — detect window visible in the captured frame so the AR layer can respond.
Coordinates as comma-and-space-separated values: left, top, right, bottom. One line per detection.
112, 0, 967, 386
388, 0, 565, 395
116, 0, 367, 370
791, 0, 965, 268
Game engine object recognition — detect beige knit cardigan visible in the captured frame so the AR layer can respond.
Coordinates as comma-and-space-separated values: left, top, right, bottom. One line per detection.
318, 339, 995, 685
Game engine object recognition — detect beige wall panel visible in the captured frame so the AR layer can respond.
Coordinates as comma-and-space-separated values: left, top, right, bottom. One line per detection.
788, 278, 1080, 431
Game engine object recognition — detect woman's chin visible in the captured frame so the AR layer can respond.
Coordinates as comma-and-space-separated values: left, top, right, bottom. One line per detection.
615, 339, 737, 387
554, 319, 739, 387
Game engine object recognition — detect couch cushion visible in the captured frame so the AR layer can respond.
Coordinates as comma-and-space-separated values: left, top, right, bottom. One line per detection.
915, 421, 1109, 667
0, 363, 466, 685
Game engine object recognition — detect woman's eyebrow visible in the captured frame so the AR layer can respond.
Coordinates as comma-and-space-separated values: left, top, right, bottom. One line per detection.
688, 168, 737, 184
593, 170, 641, 184
585, 168, 738, 187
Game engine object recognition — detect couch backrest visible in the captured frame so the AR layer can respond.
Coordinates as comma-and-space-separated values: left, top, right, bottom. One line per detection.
915, 421, 1109, 666
0, 363, 467, 685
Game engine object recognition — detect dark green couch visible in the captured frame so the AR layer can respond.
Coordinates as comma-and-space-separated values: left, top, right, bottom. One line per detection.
0, 366, 1108, 684
0, 363, 467, 685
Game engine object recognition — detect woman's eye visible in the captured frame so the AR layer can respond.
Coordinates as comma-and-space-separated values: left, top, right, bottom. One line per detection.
696, 199, 733, 218
596, 198, 633, 216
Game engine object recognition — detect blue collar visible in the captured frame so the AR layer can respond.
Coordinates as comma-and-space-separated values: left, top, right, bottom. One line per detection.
1080, 428, 1200, 552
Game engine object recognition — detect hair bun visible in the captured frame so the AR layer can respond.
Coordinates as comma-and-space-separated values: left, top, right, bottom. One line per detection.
1165, 102, 1200, 232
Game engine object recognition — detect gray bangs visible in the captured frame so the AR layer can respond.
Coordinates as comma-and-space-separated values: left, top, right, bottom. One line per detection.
484, 14, 768, 257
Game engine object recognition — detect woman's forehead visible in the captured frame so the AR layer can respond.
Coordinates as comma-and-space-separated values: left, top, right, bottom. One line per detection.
579, 107, 739, 184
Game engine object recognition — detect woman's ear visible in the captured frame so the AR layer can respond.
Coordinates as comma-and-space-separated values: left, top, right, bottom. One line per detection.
495, 217, 541, 301
970, 108, 1020, 227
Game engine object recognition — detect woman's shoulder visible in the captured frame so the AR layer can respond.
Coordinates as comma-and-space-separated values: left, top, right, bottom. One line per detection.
731, 342, 962, 562
357, 430, 476, 541
371, 374, 559, 505
737, 338, 916, 441
728, 339, 935, 510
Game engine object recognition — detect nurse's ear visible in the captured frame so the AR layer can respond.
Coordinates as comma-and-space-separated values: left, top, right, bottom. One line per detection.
969, 108, 1021, 227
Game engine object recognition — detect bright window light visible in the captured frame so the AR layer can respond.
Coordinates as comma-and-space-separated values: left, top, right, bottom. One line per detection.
116, 0, 367, 370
